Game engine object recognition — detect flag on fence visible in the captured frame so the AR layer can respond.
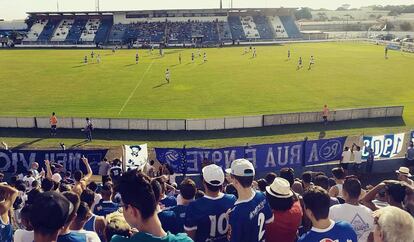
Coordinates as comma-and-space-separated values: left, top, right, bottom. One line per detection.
124, 144, 148, 171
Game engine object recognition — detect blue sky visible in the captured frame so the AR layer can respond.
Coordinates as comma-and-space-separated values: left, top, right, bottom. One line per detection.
1, 0, 413, 20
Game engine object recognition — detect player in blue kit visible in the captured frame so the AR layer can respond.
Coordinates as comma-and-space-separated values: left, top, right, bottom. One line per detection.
298, 186, 357, 242
158, 178, 197, 234
184, 164, 236, 242
226, 159, 274, 242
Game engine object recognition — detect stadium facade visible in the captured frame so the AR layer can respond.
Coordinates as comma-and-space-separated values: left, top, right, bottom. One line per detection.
22, 8, 302, 46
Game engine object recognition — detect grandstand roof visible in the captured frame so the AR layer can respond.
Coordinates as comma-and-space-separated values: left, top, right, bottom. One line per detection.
27, 8, 296, 16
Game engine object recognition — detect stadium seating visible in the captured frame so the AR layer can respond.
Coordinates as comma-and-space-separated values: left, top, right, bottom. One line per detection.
124, 21, 166, 43
217, 21, 232, 41
24, 19, 48, 42
108, 24, 127, 44
51, 19, 75, 42
191, 21, 220, 43
65, 19, 87, 43
268, 16, 288, 38
253, 15, 274, 40
37, 19, 60, 42
166, 21, 193, 43
240, 16, 260, 39
279, 16, 302, 38
94, 19, 113, 44
80, 19, 100, 42
228, 16, 246, 41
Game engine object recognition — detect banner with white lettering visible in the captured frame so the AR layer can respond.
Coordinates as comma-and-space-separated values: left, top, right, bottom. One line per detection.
155, 137, 346, 174
124, 144, 148, 171
362, 133, 405, 159
0, 149, 108, 174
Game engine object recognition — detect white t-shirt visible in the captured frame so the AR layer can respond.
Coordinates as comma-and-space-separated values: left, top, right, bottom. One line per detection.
91, 193, 102, 212
329, 203, 374, 242
353, 150, 363, 164
14, 229, 34, 242
342, 150, 352, 163
70, 230, 101, 242
23, 176, 35, 190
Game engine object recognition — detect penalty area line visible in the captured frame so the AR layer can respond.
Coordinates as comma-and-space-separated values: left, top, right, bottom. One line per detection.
118, 60, 155, 115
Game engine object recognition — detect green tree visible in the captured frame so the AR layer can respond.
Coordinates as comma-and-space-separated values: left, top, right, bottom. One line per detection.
400, 22, 412, 31
295, 8, 313, 20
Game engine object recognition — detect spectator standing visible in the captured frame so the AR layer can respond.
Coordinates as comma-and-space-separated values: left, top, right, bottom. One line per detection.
362, 180, 407, 211
109, 159, 123, 185
329, 177, 374, 242
265, 177, 303, 242
0, 183, 18, 242
226, 159, 274, 242
93, 183, 119, 217
351, 144, 363, 174
72, 157, 93, 195
322, 105, 329, 125
298, 186, 357, 242
340, 147, 352, 170
366, 147, 375, 173
184, 164, 236, 242
405, 141, 414, 168
156, 178, 177, 210
98, 158, 111, 176
313, 175, 340, 207
396, 167, 413, 186
112, 170, 192, 242
80, 189, 106, 238
50, 112, 58, 136
373, 206, 414, 242
69, 202, 102, 241
84, 118, 93, 142
30, 191, 71, 242
159, 178, 196, 234
329, 167, 346, 201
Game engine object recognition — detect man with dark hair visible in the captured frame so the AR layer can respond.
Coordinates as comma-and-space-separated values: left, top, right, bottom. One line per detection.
80, 189, 107, 239
329, 167, 345, 200
313, 175, 339, 207
72, 157, 93, 195
159, 178, 196, 234
58, 191, 100, 242
184, 164, 235, 242
111, 169, 192, 242
362, 180, 407, 211
330, 177, 374, 242
109, 159, 123, 185
0, 183, 18, 242
30, 191, 71, 242
301, 171, 313, 191
156, 177, 177, 209
298, 186, 357, 242
93, 183, 119, 217
41, 177, 55, 192
279, 168, 295, 187
264, 172, 277, 185
69, 202, 101, 241
226, 159, 273, 242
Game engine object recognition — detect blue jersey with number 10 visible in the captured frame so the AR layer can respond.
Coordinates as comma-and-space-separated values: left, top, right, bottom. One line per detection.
229, 191, 274, 242
184, 193, 236, 242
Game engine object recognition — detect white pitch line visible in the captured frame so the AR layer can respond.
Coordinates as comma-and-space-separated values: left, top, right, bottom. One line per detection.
118, 60, 155, 115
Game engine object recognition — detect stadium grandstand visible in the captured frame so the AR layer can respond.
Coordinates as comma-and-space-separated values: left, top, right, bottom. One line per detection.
21, 8, 301, 46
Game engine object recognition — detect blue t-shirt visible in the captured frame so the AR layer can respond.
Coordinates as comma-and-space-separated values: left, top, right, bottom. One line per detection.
83, 214, 97, 232
229, 191, 273, 242
0, 217, 13, 242
159, 205, 187, 234
58, 232, 87, 242
185, 193, 236, 242
93, 200, 119, 217
160, 196, 177, 209
298, 220, 358, 242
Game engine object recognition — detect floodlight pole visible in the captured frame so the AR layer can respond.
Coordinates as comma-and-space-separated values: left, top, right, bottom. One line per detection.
96, 0, 100, 12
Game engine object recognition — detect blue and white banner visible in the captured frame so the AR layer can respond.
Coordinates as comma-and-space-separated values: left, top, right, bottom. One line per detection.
362, 133, 405, 159
0, 149, 108, 174
124, 144, 148, 171
155, 137, 346, 174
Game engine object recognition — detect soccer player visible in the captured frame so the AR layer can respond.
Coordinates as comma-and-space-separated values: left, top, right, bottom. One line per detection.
297, 57, 302, 70
298, 186, 357, 242
288, 50, 291, 60
165, 68, 170, 83
203, 52, 207, 63
385, 46, 388, 59
226, 159, 273, 242
244, 47, 248, 55
112, 170, 192, 242
136, 52, 139, 64
50, 112, 57, 136
185, 164, 236, 242
96, 54, 101, 64
84, 55, 88, 64
91, 51, 94, 59
191, 52, 195, 63
308, 55, 315, 70
253, 48, 257, 58
179, 53, 182, 64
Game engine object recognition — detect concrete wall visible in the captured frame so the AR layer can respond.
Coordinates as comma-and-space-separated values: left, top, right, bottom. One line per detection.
0, 106, 404, 131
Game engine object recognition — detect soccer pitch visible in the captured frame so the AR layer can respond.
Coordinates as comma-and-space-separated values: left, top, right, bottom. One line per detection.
0, 42, 412, 120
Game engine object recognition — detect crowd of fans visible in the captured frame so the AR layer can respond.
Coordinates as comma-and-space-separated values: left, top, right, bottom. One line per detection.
1, 156, 414, 242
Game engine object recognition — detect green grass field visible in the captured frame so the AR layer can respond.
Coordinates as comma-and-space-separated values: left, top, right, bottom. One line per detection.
0, 42, 413, 148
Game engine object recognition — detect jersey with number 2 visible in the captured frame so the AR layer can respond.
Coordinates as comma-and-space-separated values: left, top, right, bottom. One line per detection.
184, 193, 236, 242
229, 191, 274, 242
